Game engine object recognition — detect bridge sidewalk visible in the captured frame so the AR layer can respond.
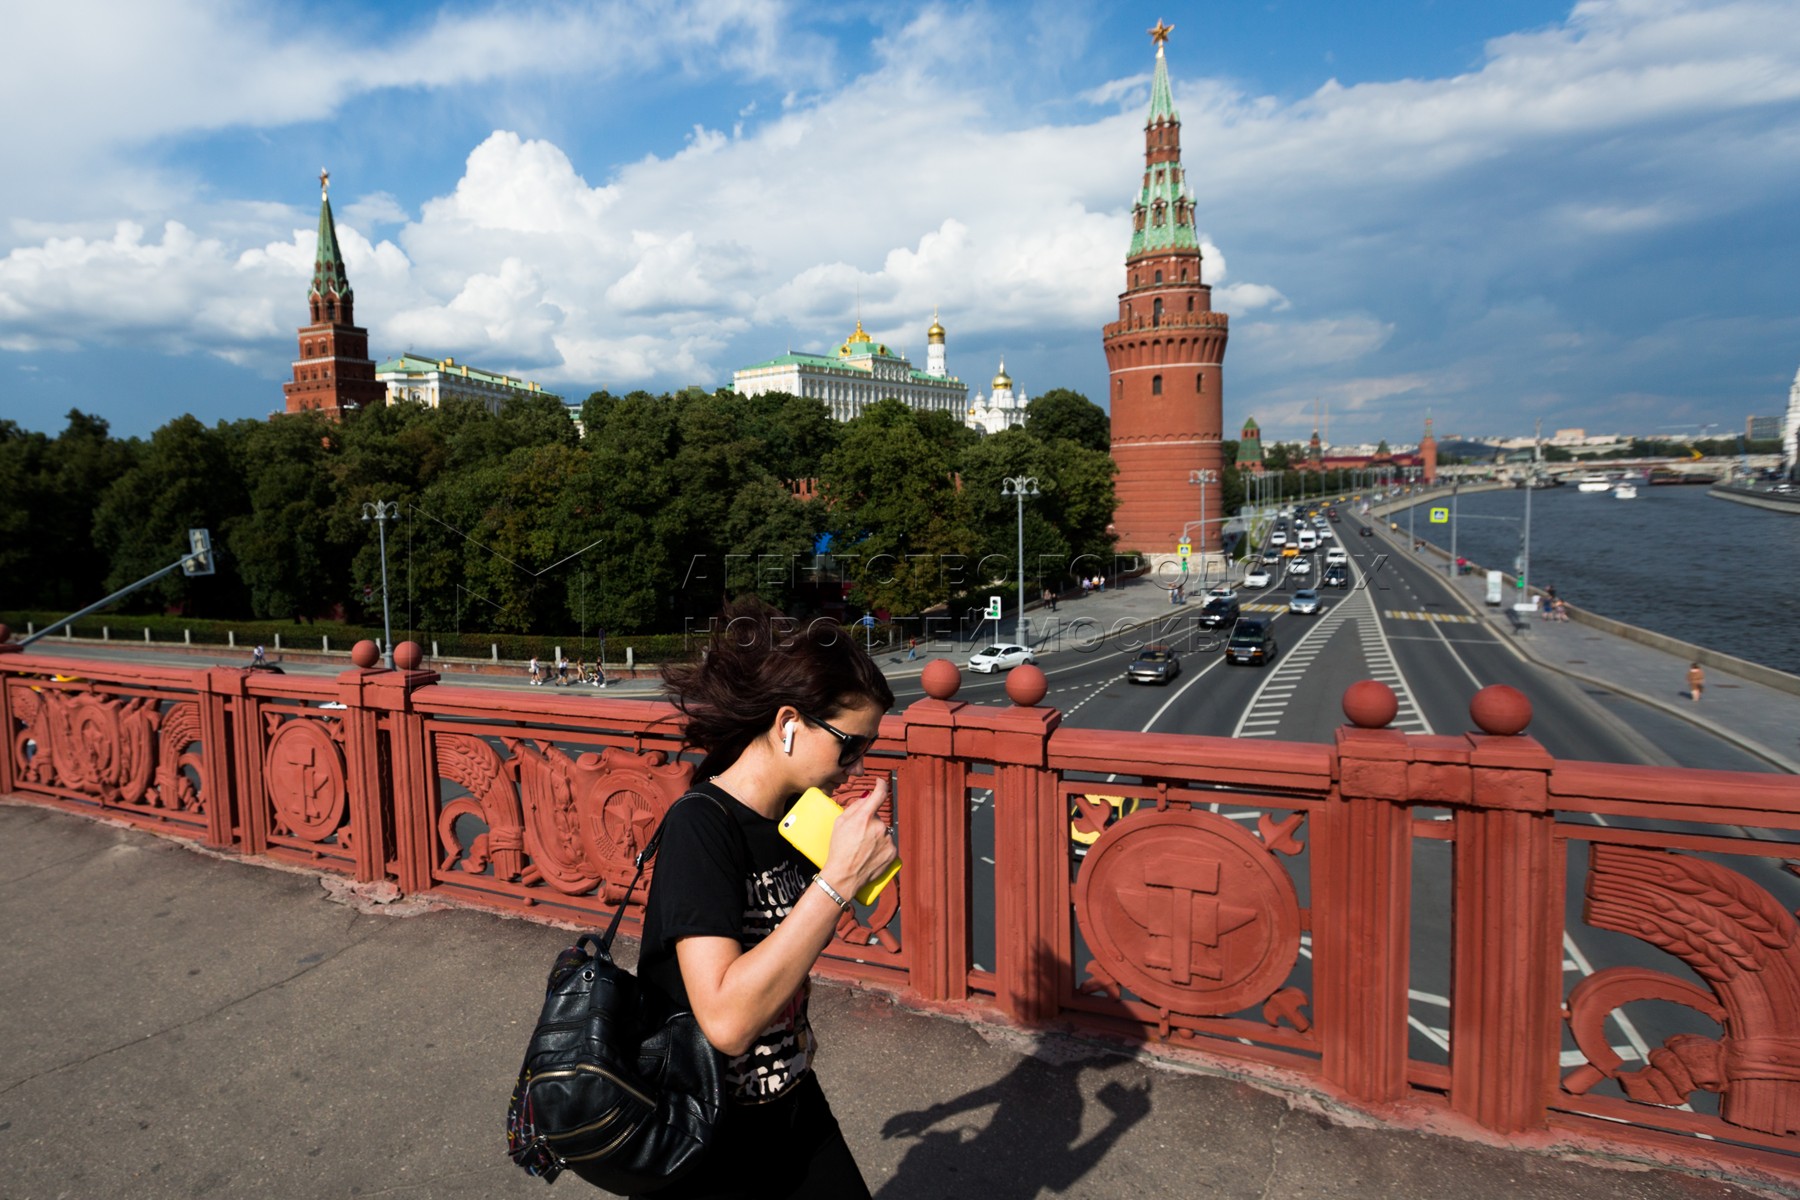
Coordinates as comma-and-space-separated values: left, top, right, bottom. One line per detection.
0, 800, 1770, 1200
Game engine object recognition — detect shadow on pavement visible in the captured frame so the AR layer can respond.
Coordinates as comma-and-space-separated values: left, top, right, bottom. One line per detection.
875, 1035, 1152, 1200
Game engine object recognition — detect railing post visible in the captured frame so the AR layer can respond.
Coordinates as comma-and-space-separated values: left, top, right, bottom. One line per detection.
0, 633, 21, 796
336, 653, 395, 883
1318, 719, 1415, 1103
207, 667, 266, 855
350, 642, 439, 894
196, 668, 241, 850
1449, 720, 1558, 1133
899, 667, 971, 1003
986, 669, 1062, 1025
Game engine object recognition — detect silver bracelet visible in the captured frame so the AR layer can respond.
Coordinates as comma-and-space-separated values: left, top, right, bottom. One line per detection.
813, 874, 852, 912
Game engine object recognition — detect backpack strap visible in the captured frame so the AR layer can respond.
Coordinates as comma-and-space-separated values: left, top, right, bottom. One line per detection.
595, 789, 732, 954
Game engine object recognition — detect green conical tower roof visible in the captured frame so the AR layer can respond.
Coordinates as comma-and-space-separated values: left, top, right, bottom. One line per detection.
1127, 29, 1199, 260
1148, 39, 1179, 125
310, 170, 353, 303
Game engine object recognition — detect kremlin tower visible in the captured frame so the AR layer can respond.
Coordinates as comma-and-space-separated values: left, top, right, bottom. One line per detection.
282, 171, 384, 419
1102, 22, 1229, 563
1419, 414, 1439, 484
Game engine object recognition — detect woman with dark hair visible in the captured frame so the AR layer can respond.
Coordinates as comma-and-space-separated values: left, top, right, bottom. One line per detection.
636, 601, 897, 1199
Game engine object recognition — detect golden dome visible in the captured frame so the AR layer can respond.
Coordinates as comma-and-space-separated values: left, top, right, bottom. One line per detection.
838, 319, 875, 358
927, 307, 945, 343
992, 359, 1012, 390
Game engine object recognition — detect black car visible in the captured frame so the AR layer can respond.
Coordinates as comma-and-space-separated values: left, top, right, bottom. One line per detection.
1126, 646, 1181, 685
1225, 619, 1278, 666
1322, 566, 1349, 589
1358, 525, 1375, 537
1195, 597, 1242, 629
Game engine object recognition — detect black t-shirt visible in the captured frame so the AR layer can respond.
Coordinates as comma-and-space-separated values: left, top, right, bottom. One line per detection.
638, 781, 819, 1105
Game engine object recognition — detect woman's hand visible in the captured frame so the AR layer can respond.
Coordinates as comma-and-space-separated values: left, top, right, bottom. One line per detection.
821, 775, 897, 895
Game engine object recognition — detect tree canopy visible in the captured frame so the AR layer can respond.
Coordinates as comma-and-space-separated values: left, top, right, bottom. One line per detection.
9, 386, 1129, 639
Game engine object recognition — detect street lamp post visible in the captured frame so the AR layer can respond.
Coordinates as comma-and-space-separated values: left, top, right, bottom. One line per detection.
1188, 468, 1218, 586
361, 500, 399, 669
1000, 476, 1039, 647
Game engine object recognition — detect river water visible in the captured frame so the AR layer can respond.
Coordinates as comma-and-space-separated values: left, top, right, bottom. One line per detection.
1399, 483, 1800, 677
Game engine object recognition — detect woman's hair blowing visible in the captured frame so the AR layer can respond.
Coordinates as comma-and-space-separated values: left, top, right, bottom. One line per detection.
662, 598, 894, 777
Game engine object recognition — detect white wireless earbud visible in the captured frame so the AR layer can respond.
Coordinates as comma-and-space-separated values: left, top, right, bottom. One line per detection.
782, 721, 796, 754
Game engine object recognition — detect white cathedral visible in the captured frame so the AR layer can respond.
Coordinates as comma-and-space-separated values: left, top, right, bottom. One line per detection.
964, 358, 1029, 436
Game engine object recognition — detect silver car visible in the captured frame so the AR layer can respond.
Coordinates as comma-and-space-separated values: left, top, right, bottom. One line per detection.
1289, 588, 1323, 615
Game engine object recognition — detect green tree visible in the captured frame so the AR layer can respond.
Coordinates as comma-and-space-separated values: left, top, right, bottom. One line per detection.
1025, 388, 1110, 453
230, 411, 344, 620
92, 415, 251, 615
819, 400, 975, 616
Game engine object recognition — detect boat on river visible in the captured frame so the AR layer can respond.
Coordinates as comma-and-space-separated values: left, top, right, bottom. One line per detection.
1576, 473, 1613, 493
1613, 483, 1637, 499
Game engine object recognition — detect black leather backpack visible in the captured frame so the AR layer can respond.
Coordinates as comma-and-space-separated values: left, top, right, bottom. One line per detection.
506, 796, 727, 1193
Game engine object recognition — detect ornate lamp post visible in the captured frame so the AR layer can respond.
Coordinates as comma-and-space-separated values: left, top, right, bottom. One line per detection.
1000, 476, 1039, 646
361, 500, 399, 669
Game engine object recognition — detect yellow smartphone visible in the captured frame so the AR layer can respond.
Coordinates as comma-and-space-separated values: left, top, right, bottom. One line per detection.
777, 786, 901, 906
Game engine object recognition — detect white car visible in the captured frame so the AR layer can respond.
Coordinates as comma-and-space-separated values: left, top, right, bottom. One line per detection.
968, 643, 1035, 673
1269, 530, 1288, 547
1286, 557, 1313, 577
1325, 547, 1349, 566
1205, 586, 1238, 604
1243, 566, 1273, 588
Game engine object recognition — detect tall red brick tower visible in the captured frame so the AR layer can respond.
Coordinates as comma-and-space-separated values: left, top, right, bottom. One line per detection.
1419, 413, 1439, 483
282, 170, 384, 419
1103, 22, 1229, 560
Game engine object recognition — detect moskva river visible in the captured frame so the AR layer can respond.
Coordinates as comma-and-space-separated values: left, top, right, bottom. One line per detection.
1403, 482, 1799, 677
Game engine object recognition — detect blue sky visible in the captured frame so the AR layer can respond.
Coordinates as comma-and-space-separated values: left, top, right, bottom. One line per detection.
4, 0, 1798, 448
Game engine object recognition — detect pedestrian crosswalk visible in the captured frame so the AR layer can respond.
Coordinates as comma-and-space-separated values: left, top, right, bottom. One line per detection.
1382, 610, 1477, 624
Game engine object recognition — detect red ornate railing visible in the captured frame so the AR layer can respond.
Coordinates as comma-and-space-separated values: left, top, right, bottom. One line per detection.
3, 635, 1796, 1187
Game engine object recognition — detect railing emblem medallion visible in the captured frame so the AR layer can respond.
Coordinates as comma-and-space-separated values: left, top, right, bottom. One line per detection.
1075, 808, 1301, 1015
263, 719, 346, 840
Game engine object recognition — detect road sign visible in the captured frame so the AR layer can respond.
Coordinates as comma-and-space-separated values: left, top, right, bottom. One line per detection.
985, 596, 1003, 620
1429, 507, 1449, 524
182, 528, 215, 577
1178, 541, 1191, 561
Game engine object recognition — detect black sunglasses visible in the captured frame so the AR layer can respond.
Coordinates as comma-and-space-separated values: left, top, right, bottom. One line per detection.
802, 713, 877, 766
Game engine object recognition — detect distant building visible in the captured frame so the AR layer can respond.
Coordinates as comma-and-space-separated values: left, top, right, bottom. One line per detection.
1235, 416, 1264, 474
376, 353, 562, 416
733, 316, 967, 422
965, 359, 1029, 435
1746, 414, 1780, 441
282, 170, 385, 419
1784, 366, 1800, 473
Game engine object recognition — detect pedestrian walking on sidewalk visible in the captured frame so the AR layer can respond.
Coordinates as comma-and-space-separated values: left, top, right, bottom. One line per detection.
1687, 661, 1705, 702
528, 655, 542, 686
906, 637, 918, 661
642, 600, 894, 1199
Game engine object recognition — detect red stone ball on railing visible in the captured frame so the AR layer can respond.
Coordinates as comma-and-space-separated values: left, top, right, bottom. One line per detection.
920, 658, 961, 700
394, 641, 424, 671
1470, 684, 1532, 736
350, 639, 381, 669
1342, 679, 1398, 728
1006, 663, 1048, 708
